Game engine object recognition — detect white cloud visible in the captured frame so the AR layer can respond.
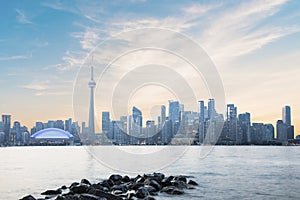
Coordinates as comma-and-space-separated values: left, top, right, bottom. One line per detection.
182, 2, 223, 16
15, 9, 33, 24
197, 0, 297, 62
0, 53, 32, 61
22, 81, 50, 91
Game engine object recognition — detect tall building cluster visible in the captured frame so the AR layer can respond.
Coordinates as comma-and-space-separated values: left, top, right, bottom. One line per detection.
0, 101, 297, 146
0, 115, 29, 146
100, 100, 297, 145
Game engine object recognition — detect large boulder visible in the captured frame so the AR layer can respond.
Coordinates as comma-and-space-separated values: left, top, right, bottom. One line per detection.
109, 174, 122, 183
135, 187, 149, 199
70, 185, 90, 194
188, 180, 199, 186
41, 189, 62, 195
79, 193, 106, 200
88, 188, 122, 200
20, 195, 36, 200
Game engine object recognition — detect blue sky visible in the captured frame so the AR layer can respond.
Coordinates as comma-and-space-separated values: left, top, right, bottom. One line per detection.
0, 0, 300, 133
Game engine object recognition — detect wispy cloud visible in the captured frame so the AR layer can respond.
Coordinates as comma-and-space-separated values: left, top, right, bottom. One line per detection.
16, 9, 33, 24
0, 53, 32, 61
69, 0, 299, 65
197, 0, 298, 62
22, 81, 50, 91
34, 91, 69, 96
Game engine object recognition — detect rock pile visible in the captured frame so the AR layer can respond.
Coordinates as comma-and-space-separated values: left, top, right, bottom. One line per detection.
20, 173, 198, 200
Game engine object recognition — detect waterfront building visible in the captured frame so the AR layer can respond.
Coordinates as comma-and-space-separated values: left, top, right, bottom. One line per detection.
65, 118, 72, 133
54, 120, 64, 130
251, 123, 265, 144
36, 122, 44, 132
161, 105, 166, 129
102, 112, 110, 133
199, 100, 205, 122
263, 124, 274, 142
238, 112, 251, 144
276, 120, 288, 144
146, 120, 156, 144
282, 105, 291, 126
169, 100, 180, 123
2, 114, 11, 144
208, 98, 216, 120
226, 104, 239, 143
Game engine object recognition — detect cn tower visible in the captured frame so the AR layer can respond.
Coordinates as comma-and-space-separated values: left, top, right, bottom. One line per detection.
88, 63, 96, 143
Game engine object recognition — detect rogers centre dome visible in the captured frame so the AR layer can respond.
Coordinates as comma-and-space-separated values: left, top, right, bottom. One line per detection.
30, 128, 74, 145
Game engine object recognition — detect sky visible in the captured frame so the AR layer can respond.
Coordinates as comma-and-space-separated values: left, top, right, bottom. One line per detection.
0, 0, 300, 134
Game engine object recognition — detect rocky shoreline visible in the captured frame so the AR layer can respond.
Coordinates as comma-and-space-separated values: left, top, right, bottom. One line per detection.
20, 173, 199, 200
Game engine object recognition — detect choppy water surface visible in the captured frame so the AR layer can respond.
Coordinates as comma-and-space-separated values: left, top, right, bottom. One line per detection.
0, 146, 299, 199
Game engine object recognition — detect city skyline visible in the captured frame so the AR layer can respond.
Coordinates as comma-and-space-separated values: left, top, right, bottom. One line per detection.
1, 98, 298, 146
0, 99, 296, 136
0, 1, 300, 134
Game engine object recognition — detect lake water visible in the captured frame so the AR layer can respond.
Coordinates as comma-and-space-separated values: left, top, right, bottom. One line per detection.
0, 146, 299, 199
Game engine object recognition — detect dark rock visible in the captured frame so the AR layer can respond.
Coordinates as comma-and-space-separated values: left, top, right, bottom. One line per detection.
130, 182, 144, 190
112, 189, 123, 195
171, 180, 187, 189
133, 175, 142, 182
161, 186, 184, 195
153, 173, 165, 181
135, 188, 149, 199
71, 185, 90, 194
109, 174, 122, 182
122, 175, 130, 183
136, 176, 145, 183
99, 180, 110, 189
90, 183, 104, 191
81, 179, 92, 185
20, 195, 36, 200
41, 189, 62, 195
111, 184, 127, 193
56, 195, 79, 200
126, 191, 135, 200
188, 180, 198, 186
144, 197, 156, 200
149, 180, 162, 191
143, 185, 156, 193
70, 182, 80, 188
174, 176, 187, 183
88, 188, 122, 200
79, 193, 106, 200
61, 185, 68, 190
166, 176, 174, 182
161, 178, 171, 187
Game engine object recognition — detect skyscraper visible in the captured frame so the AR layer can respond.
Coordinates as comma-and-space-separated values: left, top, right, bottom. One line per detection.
282, 106, 294, 140
168, 100, 180, 123
226, 104, 237, 121
161, 105, 166, 128
129, 106, 142, 137
276, 120, 288, 144
282, 106, 291, 126
226, 104, 238, 143
208, 98, 216, 120
102, 112, 110, 133
65, 118, 72, 133
238, 112, 251, 144
88, 64, 96, 142
198, 100, 205, 122
2, 115, 11, 144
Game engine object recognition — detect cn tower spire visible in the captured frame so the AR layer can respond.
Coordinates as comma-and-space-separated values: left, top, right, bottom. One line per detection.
88, 57, 96, 144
